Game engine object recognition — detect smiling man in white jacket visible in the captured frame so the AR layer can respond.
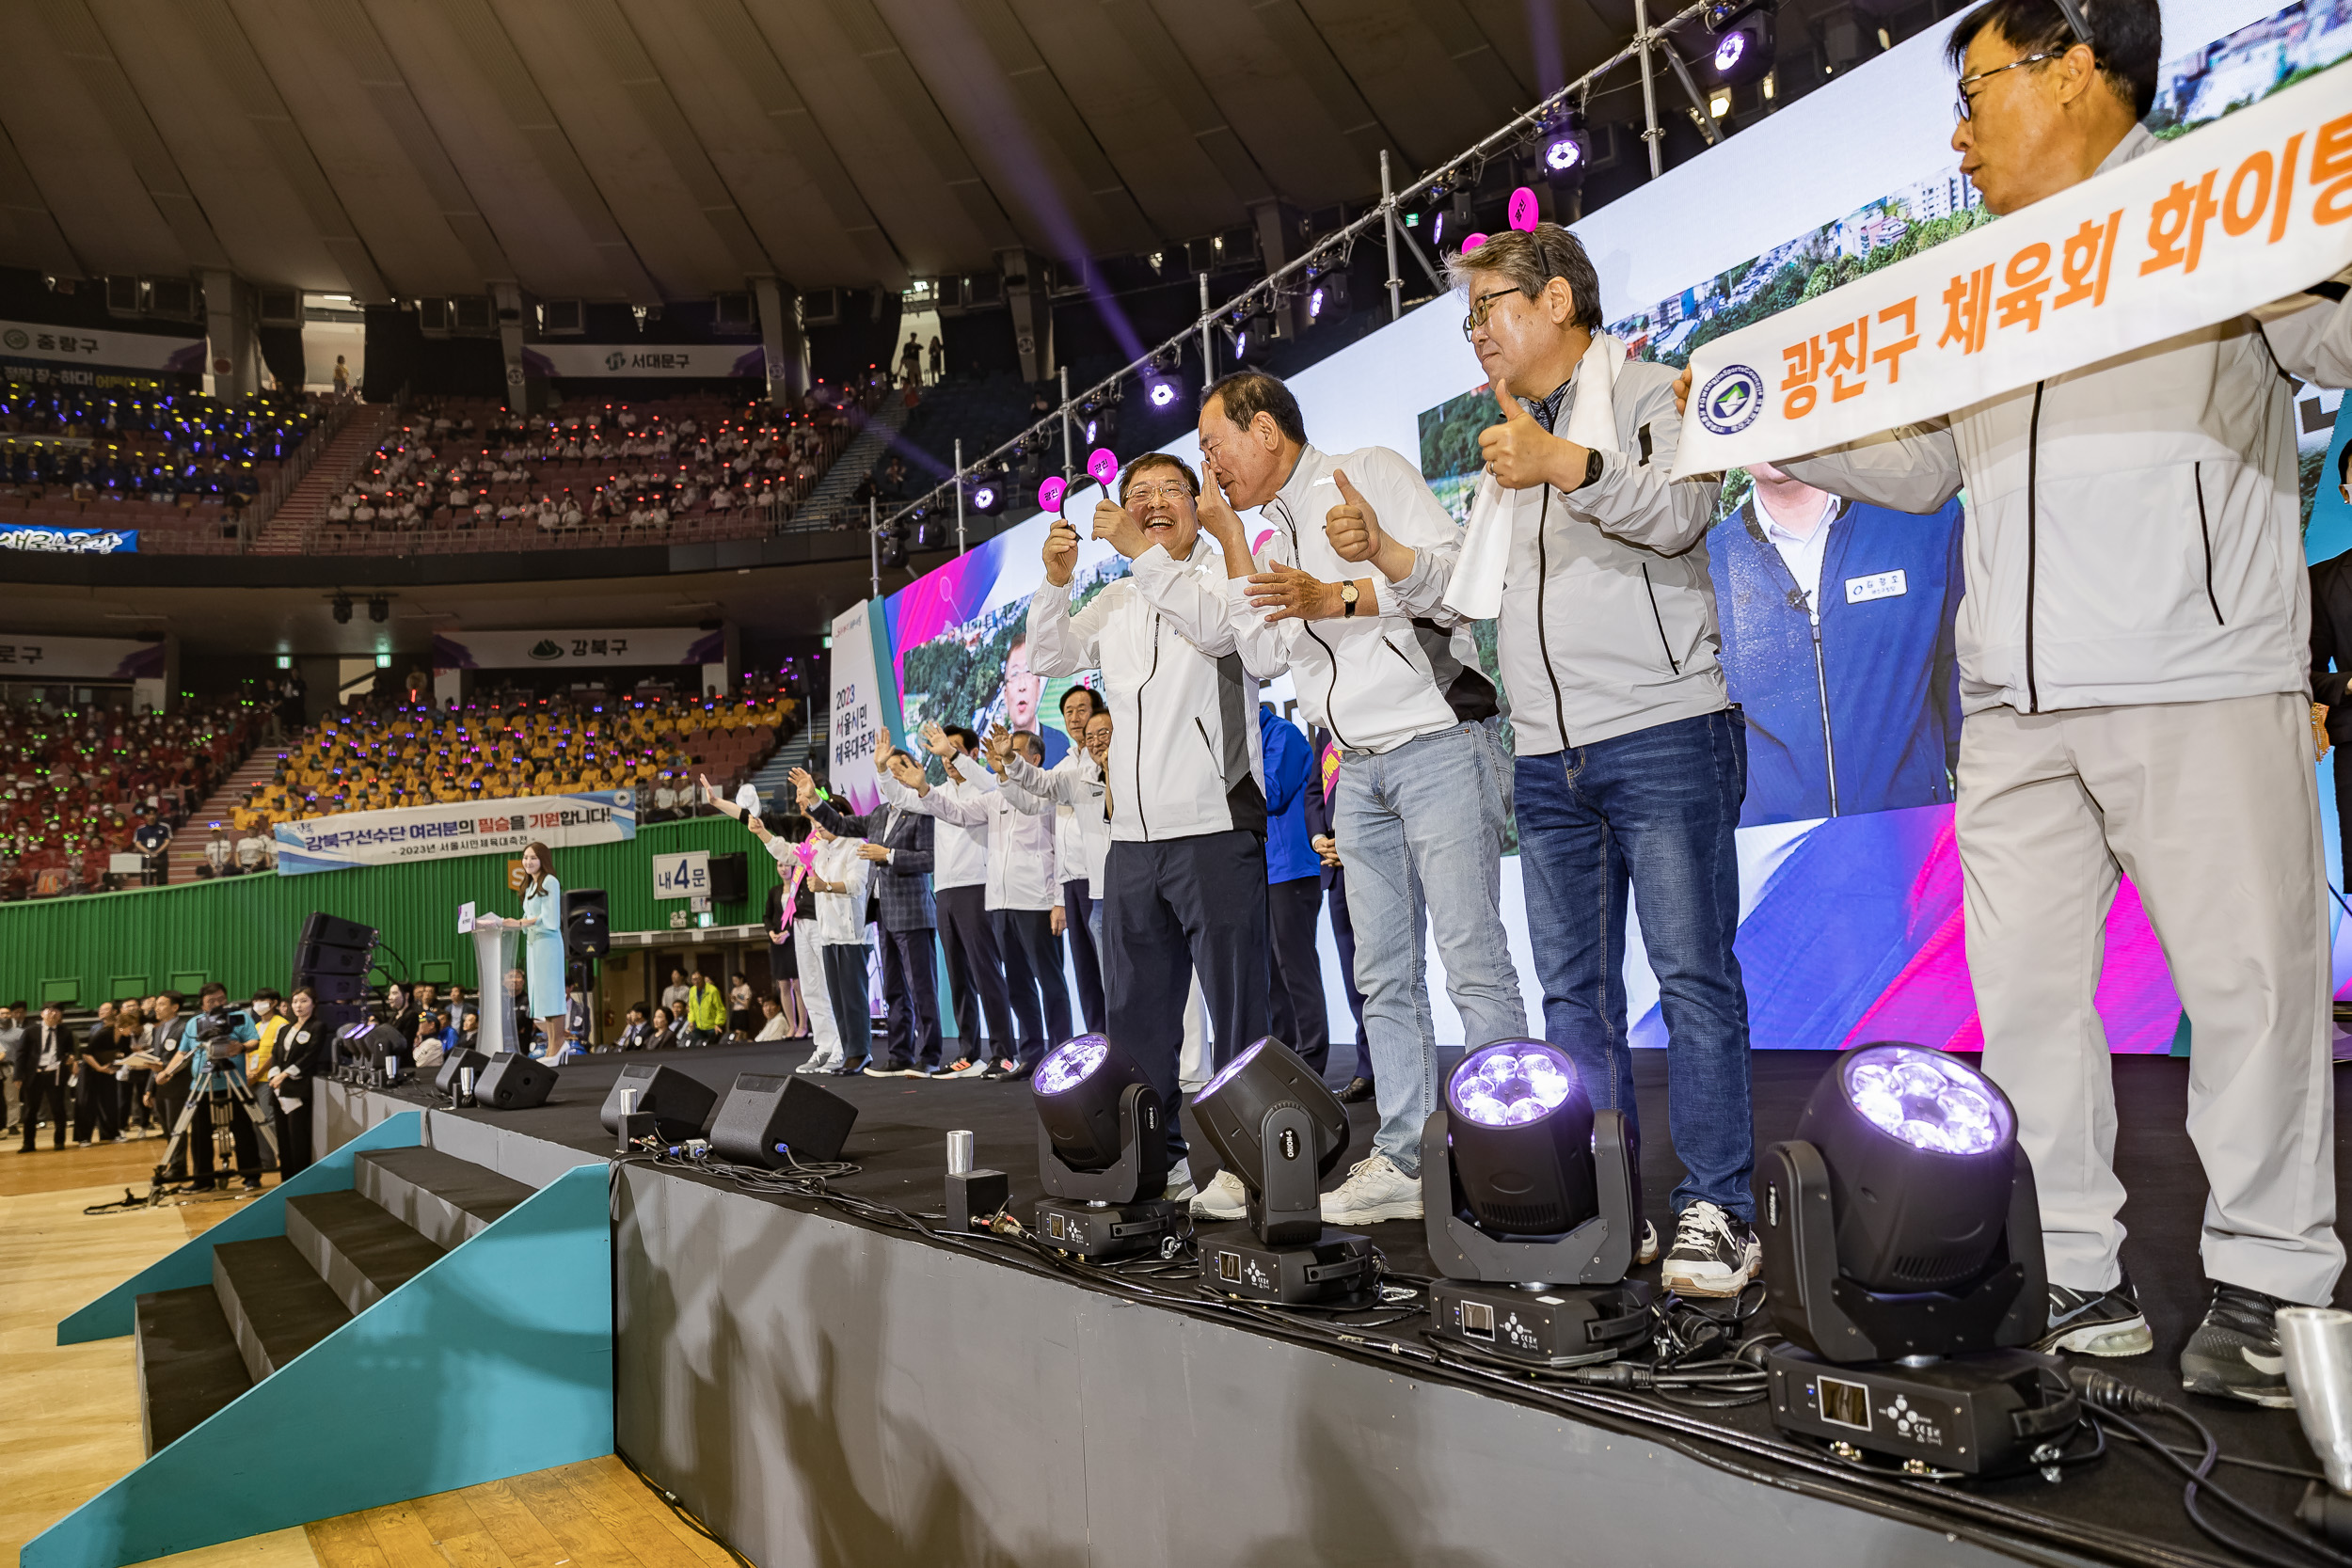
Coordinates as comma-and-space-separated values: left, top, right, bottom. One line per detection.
1026, 452, 1267, 1197
1192, 369, 1525, 1227
1682, 0, 2352, 1403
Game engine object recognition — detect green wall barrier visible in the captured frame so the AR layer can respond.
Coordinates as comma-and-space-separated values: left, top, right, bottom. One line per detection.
0, 816, 782, 1006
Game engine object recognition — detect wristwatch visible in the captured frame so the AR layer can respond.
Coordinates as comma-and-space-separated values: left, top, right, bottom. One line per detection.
1567, 448, 1604, 493
1339, 580, 1360, 618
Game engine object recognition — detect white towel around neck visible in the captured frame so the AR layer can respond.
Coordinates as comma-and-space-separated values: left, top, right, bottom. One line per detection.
1439, 331, 1622, 622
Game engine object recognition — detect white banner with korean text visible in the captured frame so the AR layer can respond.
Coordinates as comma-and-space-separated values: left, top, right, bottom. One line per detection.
1675, 62, 2352, 477
272, 790, 636, 876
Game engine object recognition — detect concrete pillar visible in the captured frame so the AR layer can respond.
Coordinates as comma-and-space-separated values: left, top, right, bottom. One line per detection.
999, 248, 1055, 384
492, 282, 531, 415
754, 277, 809, 404
202, 271, 259, 396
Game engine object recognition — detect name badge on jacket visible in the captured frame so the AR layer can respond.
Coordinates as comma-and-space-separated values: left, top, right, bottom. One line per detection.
1845, 570, 1907, 605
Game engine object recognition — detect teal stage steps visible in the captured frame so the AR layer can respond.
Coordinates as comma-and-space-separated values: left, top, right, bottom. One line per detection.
26, 1112, 613, 1568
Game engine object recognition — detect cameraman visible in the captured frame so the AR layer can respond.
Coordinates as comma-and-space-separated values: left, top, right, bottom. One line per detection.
179, 982, 262, 1191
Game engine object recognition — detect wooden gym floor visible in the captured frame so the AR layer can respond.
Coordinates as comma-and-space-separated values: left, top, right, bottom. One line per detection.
0, 1122, 739, 1568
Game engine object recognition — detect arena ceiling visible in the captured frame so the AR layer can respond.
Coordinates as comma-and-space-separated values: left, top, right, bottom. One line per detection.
0, 0, 1638, 304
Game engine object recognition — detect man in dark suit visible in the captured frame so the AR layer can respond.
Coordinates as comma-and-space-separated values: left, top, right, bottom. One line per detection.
17, 1003, 72, 1151
793, 743, 944, 1075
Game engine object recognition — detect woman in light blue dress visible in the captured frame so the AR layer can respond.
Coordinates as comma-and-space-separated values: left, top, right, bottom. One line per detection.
478, 841, 571, 1063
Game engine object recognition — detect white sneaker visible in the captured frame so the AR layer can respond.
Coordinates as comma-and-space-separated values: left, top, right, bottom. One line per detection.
948, 1059, 992, 1079
1190, 1168, 1248, 1220
1162, 1161, 1197, 1203
1661, 1200, 1761, 1297
1319, 1154, 1422, 1226
798, 1053, 838, 1075
1636, 1220, 1661, 1265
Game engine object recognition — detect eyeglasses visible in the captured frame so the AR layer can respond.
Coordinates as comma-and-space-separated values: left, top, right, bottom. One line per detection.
1122, 482, 1191, 503
1462, 288, 1525, 341
1954, 52, 2061, 122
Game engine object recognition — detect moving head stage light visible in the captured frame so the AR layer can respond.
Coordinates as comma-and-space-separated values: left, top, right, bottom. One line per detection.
1760, 1044, 2075, 1477
1031, 1035, 1180, 1260
1192, 1037, 1372, 1306
1421, 1040, 1652, 1367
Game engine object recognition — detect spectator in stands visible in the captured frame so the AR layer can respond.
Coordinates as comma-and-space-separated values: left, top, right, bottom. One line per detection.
332, 356, 351, 401
645, 1005, 680, 1052
235, 824, 270, 876
727, 972, 757, 1042
201, 826, 234, 879
660, 966, 691, 1020
616, 1004, 653, 1052
685, 970, 726, 1049
755, 996, 790, 1041
134, 816, 171, 887
929, 335, 944, 383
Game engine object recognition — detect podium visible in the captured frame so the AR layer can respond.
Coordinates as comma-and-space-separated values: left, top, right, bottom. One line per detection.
470, 922, 529, 1058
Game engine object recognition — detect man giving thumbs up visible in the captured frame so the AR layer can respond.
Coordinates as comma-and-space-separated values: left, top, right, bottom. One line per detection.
1194, 367, 1525, 1230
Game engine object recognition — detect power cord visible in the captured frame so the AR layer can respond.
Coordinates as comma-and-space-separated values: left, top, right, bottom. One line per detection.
2071, 1367, 2352, 1568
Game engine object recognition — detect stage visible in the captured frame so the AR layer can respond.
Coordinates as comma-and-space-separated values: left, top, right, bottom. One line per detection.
320, 1039, 2352, 1567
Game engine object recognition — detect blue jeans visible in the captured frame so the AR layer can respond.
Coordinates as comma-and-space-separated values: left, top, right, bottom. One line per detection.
1336, 720, 1525, 1175
1515, 708, 1755, 1221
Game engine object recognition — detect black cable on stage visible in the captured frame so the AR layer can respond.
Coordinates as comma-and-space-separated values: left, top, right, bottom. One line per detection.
605, 1141, 2330, 1568
612, 1448, 758, 1568
2073, 1368, 2352, 1568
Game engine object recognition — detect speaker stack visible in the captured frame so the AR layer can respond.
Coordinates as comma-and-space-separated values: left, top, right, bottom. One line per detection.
294, 912, 377, 1037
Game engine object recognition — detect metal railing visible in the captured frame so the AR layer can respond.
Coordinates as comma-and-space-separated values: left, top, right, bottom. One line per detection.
238, 395, 353, 550
878, 0, 1709, 539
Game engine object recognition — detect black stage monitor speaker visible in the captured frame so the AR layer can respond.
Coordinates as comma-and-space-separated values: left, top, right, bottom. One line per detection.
563, 888, 610, 958
475, 1052, 556, 1110
435, 1047, 490, 1096
300, 913, 377, 949
306, 971, 368, 1005
709, 1073, 856, 1167
294, 940, 373, 976
600, 1063, 717, 1144
707, 851, 748, 904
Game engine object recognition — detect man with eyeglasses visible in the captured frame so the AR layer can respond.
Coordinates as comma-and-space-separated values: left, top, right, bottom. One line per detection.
1438, 225, 1751, 1298
1027, 451, 1267, 1201
1188, 369, 1523, 1228
1679, 0, 2352, 1402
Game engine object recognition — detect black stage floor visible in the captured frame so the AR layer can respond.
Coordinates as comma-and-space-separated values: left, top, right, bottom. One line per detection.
376, 1038, 2352, 1567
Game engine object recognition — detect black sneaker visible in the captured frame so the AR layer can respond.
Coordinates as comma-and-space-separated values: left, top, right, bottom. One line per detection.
2033, 1275, 2153, 1356
1660, 1200, 1760, 1297
1338, 1076, 1374, 1104
2182, 1282, 2296, 1407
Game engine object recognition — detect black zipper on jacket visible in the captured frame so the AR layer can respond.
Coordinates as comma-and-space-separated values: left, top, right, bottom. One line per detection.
2025, 380, 2044, 714
1534, 487, 1568, 745
1808, 600, 1840, 816
2194, 461, 2223, 626
1274, 495, 1354, 750
1641, 563, 1681, 674
1133, 610, 1161, 840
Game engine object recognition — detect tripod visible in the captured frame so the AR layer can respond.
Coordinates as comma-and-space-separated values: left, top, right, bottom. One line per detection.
154, 1056, 279, 1191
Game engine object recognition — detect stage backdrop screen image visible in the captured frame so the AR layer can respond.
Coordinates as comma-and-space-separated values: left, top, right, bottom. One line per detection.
858, 0, 2352, 1056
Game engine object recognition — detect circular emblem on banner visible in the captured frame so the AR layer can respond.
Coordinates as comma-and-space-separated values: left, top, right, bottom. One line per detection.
614, 787, 634, 809
2, 328, 25, 350
604, 350, 628, 372
506, 364, 525, 385
1696, 364, 1765, 436
214, 356, 232, 374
